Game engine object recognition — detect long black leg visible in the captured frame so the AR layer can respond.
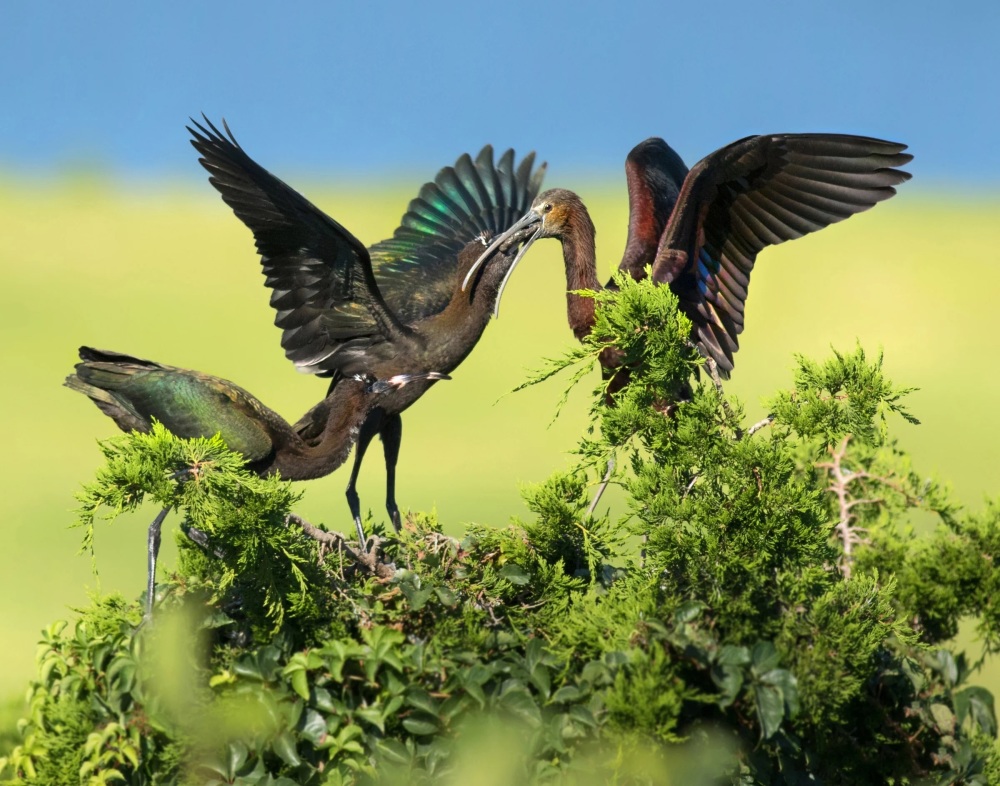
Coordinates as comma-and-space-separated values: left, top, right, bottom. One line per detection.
346, 409, 384, 548
146, 507, 170, 621
183, 524, 226, 559
380, 413, 404, 532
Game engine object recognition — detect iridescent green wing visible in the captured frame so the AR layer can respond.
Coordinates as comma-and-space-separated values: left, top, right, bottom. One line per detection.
66, 347, 278, 460
368, 145, 547, 323
189, 118, 409, 377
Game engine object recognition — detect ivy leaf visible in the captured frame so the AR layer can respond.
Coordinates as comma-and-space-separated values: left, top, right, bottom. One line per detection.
754, 683, 785, 740
402, 715, 440, 736
551, 685, 582, 704
675, 601, 705, 623
500, 685, 543, 727
435, 586, 459, 607
751, 642, 780, 675
955, 686, 997, 736
300, 709, 327, 745
227, 740, 248, 777
405, 689, 440, 716
375, 737, 412, 766
499, 563, 530, 585
271, 731, 301, 767
712, 663, 744, 708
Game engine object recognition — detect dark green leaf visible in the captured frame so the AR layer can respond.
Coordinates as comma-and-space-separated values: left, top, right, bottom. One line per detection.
227, 740, 248, 778
718, 645, 751, 667
955, 686, 997, 736
402, 714, 439, 736
500, 687, 542, 727
674, 600, 705, 623
712, 664, 744, 708
530, 664, 551, 698
761, 669, 799, 717
434, 586, 459, 607
439, 694, 470, 723
300, 709, 327, 745
568, 705, 598, 729
271, 731, 301, 767
751, 642, 780, 675
755, 683, 785, 740
404, 586, 435, 610
375, 737, 412, 766
931, 649, 959, 686
313, 686, 336, 714
550, 685, 582, 704
405, 689, 440, 716
499, 563, 530, 585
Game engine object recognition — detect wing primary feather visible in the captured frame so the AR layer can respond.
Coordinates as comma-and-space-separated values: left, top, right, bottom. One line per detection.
514, 152, 537, 214
438, 166, 490, 234
455, 153, 496, 234
496, 149, 518, 225
475, 145, 506, 231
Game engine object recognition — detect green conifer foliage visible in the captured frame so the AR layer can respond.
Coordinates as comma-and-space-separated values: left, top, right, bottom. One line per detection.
3, 276, 999, 784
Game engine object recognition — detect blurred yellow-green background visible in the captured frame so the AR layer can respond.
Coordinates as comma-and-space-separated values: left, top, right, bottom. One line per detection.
3, 0, 1000, 746
3, 177, 1000, 704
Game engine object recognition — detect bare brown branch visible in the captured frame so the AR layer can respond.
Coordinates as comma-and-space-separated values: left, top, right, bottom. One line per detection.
286, 513, 396, 580
816, 436, 882, 579
747, 416, 775, 438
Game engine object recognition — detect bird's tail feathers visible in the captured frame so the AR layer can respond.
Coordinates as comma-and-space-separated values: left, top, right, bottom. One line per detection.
65, 347, 157, 432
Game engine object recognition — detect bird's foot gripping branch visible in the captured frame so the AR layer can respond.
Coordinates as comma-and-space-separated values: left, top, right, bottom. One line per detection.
6, 278, 1000, 785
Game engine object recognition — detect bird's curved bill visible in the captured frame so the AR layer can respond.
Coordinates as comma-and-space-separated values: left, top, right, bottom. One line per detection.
390, 371, 451, 386
359, 372, 451, 394
461, 210, 543, 317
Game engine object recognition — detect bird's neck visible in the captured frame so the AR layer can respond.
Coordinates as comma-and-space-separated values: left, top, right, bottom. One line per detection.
561, 209, 601, 341
270, 384, 368, 480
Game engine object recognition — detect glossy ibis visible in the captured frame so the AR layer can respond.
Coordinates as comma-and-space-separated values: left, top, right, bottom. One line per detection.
66, 346, 448, 618
466, 134, 912, 381
188, 119, 545, 539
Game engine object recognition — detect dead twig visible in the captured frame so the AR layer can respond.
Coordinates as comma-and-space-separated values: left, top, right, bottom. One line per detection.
816, 436, 882, 579
746, 416, 775, 438
703, 356, 744, 440
286, 513, 396, 580
587, 459, 615, 517
182, 525, 227, 559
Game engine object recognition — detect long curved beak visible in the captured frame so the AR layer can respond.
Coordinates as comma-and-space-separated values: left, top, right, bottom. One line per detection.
461, 210, 544, 317
362, 371, 451, 395
394, 371, 450, 385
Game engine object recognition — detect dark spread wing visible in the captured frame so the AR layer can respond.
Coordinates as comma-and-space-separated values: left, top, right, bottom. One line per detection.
189, 118, 409, 376
652, 133, 912, 376
618, 138, 689, 280
368, 145, 547, 323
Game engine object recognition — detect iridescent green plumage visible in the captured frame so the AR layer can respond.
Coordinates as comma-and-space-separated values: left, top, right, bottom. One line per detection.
66, 348, 276, 460
65, 347, 445, 482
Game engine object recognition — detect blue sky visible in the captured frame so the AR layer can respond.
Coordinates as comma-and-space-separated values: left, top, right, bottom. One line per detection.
2, 0, 996, 183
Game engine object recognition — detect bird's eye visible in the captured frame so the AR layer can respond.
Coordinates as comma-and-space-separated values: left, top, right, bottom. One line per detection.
542, 203, 553, 214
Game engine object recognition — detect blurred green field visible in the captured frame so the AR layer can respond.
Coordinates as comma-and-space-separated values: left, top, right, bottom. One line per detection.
2, 174, 999, 710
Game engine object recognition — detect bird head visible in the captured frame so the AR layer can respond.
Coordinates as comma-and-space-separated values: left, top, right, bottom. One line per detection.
520, 188, 584, 239
461, 188, 586, 317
